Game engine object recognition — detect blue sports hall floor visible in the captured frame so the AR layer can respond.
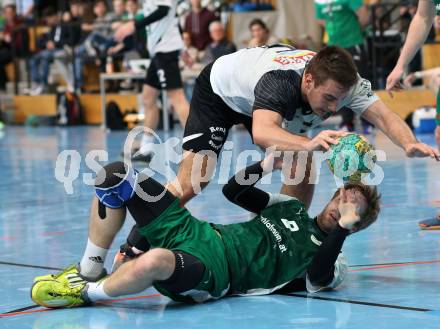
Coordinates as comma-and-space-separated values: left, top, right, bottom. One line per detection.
0, 125, 439, 329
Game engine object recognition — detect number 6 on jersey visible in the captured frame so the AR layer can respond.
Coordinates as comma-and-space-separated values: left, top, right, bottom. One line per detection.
281, 218, 299, 232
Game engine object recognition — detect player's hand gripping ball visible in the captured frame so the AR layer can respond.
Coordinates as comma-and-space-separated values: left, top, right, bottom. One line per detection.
327, 134, 376, 182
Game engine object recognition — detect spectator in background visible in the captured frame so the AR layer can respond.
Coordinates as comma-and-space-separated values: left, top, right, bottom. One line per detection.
203, 21, 236, 64
52, 2, 85, 93
74, 0, 124, 90
106, 0, 147, 68
180, 31, 205, 100
1, 0, 33, 19
29, 7, 71, 95
124, 0, 141, 19
314, 0, 371, 132
81, 0, 125, 56
0, 4, 27, 91
184, 0, 217, 51
248, 18, 277, 47
181, 31, 205, 71
114, 0, 189, 162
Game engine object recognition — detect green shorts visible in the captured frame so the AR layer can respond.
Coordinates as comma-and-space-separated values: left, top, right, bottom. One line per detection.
137, 199, 230, 303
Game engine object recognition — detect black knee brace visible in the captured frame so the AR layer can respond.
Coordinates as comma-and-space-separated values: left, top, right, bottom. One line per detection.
157, 251, 206, 294
119, 225, 151, 257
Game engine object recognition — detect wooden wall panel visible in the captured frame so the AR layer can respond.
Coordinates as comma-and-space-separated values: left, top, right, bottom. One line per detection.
79, 93, 138, 125
13, 95, 57, 123
375, 89, 436, 119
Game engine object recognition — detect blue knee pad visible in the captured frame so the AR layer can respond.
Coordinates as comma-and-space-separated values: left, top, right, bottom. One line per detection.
94, 162, 138, 218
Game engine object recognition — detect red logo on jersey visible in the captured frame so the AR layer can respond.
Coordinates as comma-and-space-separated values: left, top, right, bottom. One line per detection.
273, 51, 316, 66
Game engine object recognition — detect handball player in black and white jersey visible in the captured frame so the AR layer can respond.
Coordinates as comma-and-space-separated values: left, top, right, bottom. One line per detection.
115, 0, 189, 161
164, 44, 438, 207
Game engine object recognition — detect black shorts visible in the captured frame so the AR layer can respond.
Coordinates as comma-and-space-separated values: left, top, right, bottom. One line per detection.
144, 51, 183, 90
182, 63, 252, 156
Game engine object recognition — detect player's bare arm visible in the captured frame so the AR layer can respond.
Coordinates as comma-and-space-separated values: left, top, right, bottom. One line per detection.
252, 109, 347, 151
362, 100, 440, 160
386, 0, 436, 94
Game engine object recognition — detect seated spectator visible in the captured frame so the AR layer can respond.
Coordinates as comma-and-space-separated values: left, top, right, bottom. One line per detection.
203, 21, 236, 64
62, 1, 83, 47
15, 0, 34, 21
52, 3, 85, 92
74, 0, 125, 90
180, 31, 205, 77
107, 0, 142, 57
124, 0, 141, 20
0, 4, 27, 91
29, 7, 72, 95
110, 0, 128, 30
180, 31, 205, 100
79, 0, 124, 57
248, 18, 277, 47
184, 0, 217, 51
118, 0, 146, 57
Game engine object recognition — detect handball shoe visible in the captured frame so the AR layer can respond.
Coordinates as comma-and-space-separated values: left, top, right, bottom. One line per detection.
33, 264, 107, 284
31, 276, 89, 308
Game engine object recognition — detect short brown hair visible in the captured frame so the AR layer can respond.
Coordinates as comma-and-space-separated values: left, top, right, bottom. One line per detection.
94, 0, 107, 8
332, 182, 381, 232
305, 46, 358, 90
249, 18, 268, 32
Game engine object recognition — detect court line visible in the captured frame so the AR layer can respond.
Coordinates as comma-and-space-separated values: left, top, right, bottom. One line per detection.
349, 260, 440, 267
3, 293, 434, 318
289, 293, 432, 312
4, 259, 439, 272
0, 261, 62, 271
2, 259, 439, 317
0, 294, 161, 318
2, 305, 40, 314
3, 258, 440, 272
349, 259, 440, 272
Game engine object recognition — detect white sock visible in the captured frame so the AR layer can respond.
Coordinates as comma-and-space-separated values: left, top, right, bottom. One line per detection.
139, 134, 154, 154
79, 239, 108, 279
86, 279, 112, 302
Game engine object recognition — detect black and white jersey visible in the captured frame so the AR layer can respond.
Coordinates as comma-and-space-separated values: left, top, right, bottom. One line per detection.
142, 0, 183, 55
210, 45, 379, 135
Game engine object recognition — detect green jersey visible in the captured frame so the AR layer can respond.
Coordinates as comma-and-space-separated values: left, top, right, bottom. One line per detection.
434, 0, 440, 15
139, 195, 347, 303
215, 196, 346, 295
436, 89, 440, 126
315, 0, 364, 48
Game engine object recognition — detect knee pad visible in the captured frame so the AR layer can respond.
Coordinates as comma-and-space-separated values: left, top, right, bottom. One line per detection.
95, 161, 138, 218
158, 251, 205, 294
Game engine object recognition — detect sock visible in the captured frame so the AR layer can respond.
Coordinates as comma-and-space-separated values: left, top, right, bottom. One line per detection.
139, 134, 154, 154
79, 239, 108, 279
86, 279, 112, 302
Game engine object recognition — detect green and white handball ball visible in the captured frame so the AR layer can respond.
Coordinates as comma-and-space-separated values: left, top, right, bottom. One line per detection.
327, 134, 376, 183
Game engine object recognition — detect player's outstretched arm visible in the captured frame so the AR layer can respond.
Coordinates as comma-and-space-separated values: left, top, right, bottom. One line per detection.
362, 100, 440, 160
253, 110, 347, 151
386, 0, 436, 94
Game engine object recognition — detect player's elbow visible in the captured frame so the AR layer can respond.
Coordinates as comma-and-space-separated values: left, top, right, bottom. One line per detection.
307, 268, 334, 287
252, 122, 272, 149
